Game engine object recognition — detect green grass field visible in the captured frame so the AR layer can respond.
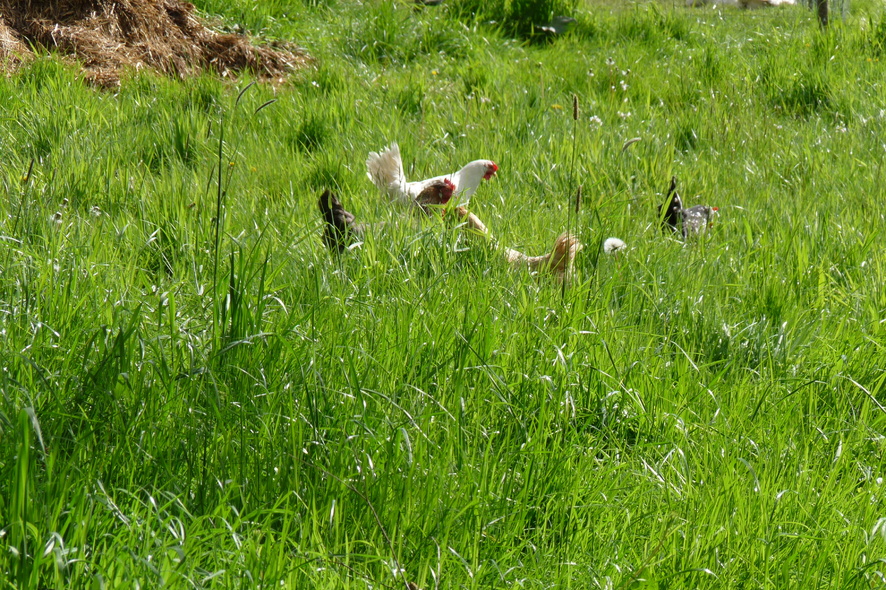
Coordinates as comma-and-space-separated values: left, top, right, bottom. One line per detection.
2, 0, 886, 587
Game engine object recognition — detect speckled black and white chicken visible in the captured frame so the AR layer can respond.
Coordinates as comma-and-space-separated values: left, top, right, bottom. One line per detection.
658, 176, 718, 238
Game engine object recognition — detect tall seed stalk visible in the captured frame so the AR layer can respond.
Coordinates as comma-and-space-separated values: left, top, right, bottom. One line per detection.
563, 93, 581, 297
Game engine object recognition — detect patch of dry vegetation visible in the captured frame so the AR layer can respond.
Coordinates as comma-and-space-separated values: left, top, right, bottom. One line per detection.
0, 0, 311, 86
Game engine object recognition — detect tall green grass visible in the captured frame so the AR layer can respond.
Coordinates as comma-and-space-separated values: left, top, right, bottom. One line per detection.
1, 0, 886, 587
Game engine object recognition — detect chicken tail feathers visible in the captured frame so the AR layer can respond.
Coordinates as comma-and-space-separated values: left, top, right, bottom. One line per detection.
366, 142, 409, 204
659, 175, 683, 234
545, 233, 583, 281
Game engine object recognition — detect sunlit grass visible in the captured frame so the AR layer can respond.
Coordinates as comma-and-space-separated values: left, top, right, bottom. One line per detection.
1, 0, 886, 588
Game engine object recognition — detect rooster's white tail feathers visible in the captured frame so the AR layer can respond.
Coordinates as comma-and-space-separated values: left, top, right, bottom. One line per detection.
366, 143, 410, 205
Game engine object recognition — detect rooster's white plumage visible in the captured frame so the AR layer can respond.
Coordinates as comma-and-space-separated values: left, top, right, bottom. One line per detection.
366, 142, 497, 207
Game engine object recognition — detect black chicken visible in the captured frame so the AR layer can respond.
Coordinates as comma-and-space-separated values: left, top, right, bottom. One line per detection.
318, 180, 455, 252
318, 190, 363, 252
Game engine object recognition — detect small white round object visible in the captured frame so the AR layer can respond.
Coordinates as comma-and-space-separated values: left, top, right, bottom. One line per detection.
603, 237, 626, 254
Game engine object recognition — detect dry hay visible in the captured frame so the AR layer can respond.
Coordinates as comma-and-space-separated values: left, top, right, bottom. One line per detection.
0, 16, 27, 66
0, 0, 312, 87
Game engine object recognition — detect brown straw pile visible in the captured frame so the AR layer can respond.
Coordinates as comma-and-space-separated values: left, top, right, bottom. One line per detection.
0, 0, 312, 87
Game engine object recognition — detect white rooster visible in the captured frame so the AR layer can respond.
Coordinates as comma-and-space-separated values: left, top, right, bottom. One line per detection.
366, 142, 498, 207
